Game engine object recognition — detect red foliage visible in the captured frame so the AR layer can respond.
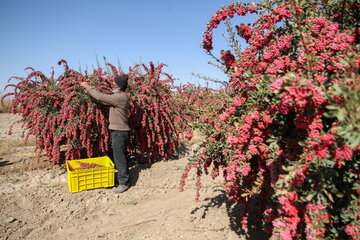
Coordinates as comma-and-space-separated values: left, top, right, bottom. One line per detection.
183, 0, 360, 239
2, 60, 186, 165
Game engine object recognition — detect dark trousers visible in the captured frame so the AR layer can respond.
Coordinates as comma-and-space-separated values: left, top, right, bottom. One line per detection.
111, 130, 129, 185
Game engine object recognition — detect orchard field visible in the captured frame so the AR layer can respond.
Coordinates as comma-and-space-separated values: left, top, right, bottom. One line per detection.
1, 0, 359, 239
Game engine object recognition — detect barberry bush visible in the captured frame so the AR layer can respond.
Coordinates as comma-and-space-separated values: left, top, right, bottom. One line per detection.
2, 60, 185, 165
181, 0, 359, 239
125, 62, 187, 163
174, 83, 230, 136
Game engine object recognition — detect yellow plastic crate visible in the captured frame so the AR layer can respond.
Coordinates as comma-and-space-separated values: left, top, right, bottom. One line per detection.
66, 156, 115, 193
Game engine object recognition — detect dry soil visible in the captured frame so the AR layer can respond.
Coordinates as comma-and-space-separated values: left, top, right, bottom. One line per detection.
0, 113, 256, 240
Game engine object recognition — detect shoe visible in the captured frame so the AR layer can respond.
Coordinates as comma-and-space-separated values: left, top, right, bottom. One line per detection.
114, 184, 129, 194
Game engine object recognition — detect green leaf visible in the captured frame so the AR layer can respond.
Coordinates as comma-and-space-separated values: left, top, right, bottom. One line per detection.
326, 105, 339, 110
305, 192, 316, 201
337, 108, 346, 121
323, 189, 334, 203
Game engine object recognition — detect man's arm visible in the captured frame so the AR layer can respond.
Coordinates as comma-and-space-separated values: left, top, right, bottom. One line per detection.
80, 82, 119, 106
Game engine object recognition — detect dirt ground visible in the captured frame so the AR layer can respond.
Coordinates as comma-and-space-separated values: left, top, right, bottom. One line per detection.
0, 113, 257, 240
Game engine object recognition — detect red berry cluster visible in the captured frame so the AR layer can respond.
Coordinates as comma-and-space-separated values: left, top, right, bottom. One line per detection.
3, 60, 188, 166
3, 60, 112, 164
182, 0, 360, 239
74, 162, 104, 170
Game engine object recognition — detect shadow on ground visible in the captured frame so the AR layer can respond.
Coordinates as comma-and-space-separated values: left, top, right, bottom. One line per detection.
123, 143, 193, 187
0, 159, 13, 167
191, 189, 269, 240
128, 160, 149, 187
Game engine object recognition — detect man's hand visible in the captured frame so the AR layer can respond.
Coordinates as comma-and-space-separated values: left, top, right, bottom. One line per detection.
80, 82, 90, 89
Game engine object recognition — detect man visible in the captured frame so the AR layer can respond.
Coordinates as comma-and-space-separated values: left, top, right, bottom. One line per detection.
80, 74, 130, 194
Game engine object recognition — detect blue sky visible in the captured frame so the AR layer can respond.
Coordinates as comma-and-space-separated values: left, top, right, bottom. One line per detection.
0, 0, 259, 92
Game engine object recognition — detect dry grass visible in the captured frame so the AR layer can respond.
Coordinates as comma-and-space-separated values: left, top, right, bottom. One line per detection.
0, 139, 36, 156
0, 139, 47, 175
0, 156, 49, 176
0, 141, 14, 156
0, 92, 12, 113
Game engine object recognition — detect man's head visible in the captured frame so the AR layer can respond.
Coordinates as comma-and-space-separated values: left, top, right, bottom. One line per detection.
114, 74, 129, 91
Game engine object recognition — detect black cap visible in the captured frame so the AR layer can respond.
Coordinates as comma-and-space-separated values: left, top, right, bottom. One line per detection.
114, 74, 129, 90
